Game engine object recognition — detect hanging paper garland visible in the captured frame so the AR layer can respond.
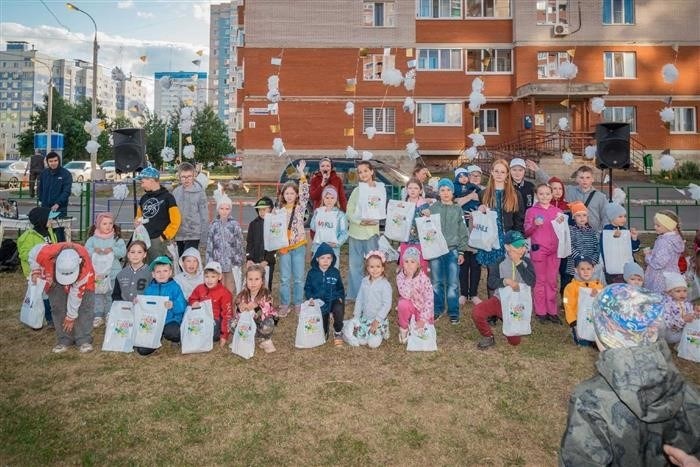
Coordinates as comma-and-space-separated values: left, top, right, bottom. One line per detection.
590, 97, 606, 114
659, 107, 675, 123
272, 137, 286, 156
345, 146, 358, 159
112, 184, 129, 201
661, 64, 679, 84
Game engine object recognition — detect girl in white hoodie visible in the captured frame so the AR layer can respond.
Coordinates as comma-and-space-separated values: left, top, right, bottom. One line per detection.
174, 247, 203, 300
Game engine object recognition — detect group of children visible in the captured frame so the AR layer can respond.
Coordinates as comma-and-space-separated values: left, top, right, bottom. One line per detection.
16, 157, 700, 359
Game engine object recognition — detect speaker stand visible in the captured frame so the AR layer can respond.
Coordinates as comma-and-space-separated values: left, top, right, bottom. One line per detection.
132, 173, 138, 218
608, 168, 613, 199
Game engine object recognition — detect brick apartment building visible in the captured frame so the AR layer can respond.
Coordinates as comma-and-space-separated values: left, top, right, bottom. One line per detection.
226, 0, 699, 180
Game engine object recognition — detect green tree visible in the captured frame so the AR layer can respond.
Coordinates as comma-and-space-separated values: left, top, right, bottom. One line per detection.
190, 105, 233, 166
142, 110, 167, 169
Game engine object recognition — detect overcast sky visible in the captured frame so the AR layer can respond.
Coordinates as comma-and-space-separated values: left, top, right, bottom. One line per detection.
1, 0, 218, 111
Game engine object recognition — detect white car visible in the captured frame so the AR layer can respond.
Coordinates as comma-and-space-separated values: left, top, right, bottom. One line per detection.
100, 160, 126, 180
64, 160, 101, 182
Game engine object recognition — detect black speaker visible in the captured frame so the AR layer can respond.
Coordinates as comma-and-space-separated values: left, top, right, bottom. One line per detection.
113, 128, 146, 173
595, 122, 630, 170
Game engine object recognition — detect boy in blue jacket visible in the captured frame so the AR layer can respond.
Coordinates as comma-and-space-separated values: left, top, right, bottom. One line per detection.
304, 243, 345, 346
134, 256, 188, 356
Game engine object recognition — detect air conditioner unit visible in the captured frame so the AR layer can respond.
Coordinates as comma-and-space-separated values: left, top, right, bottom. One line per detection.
553, 22, 570, 36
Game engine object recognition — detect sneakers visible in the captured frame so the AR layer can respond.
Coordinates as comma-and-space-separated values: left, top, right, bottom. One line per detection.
398, 328, 409, 344
333, 334, 344, 347
293, 304, 301, 314
46, 321, 55, 330
79, 343, 93, 353
471, 296, 483, 306
92, 316, 104, 328
536, 315, 549, 324
459, 295, 468, 306
259, 339, 276, 353
52, 344, 68, 354
548, 315, 563, 325
486, 316, 499, 326
450, 318, 460, 325
277, 305, 289, 318
477, 336, 495, 350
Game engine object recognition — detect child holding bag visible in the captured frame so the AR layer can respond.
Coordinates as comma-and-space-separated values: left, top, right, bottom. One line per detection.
309, 186, 348, 265
230, 264, 277, 353
276, 160, 309, 316
398, 177, 430, 271
563, 201, 599, 293
643, 211, 685, 293
471, 231, 536, 350
396, 246, 434, 344
660, 272, 698, 344
206, 185, 245, 295
85, 212, 126, 329
246, 197, 276, 290
600, 203, 639, 284
524, 184, 564, 324
112, 240, 151, 303
563, 256, 604, 346
188, 261, 233, 348
304, 243, 345, 346
349, 251, 392, 348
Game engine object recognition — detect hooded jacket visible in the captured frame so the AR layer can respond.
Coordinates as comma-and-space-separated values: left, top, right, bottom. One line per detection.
524, 202, 563, 261
17, 207, 57, 277
38, 162, 72, 216
396, 269, 434, 323
644, 231, 686, 293
513, 178, 536, 210
562, 277, 604, 325
136, 185, 181, 240
559, 341, 700, 466
206, 216, 244, 272
309, 169, 348, 211
174, 247, 203, 299
304, 242, 345, 315
172, 180, 209, 242
189, 282, 233, 340
143, 277, 188, 325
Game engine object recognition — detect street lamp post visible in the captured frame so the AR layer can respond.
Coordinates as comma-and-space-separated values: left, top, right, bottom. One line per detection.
66, 2, 98, 175
31, 58, 53, 155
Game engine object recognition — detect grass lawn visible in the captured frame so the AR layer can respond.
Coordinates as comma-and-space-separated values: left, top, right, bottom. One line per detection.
1, 240, 699, 465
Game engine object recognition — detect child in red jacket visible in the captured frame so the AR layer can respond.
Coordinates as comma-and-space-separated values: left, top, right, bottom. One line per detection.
188, 261, 233, 348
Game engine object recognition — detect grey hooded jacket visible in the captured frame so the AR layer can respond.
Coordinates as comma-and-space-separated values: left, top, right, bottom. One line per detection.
172, 180, 209, 242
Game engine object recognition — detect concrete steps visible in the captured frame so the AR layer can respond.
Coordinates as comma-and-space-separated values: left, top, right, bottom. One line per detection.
533, 156, 649, 183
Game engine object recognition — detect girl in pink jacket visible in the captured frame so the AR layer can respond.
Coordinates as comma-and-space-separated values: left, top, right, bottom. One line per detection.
524, 184, 565, 323
396, 246, 434, 343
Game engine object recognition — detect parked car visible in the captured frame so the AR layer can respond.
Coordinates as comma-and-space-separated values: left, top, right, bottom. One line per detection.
279, 158, 410, 226
0, 160, 28, 189
64, 160, 101, 182
100, 160, 126, 180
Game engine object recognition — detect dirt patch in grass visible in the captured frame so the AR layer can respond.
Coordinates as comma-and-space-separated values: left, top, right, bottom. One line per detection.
1, 236, 698, 465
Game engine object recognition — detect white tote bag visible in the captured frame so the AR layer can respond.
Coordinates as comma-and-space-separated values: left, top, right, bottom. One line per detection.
602, 230, 634, 275
166, 243, 181, 274
295, 300, 326, 349
230, 310, 257, 359
500, 284, 533, 337
131, 224, 151, 249
263, 209, 289, 252
102, 301, 135, 353
133, 295, 169, 349
357, 182, 387, 220
92, 252, 114, 294
180, 299, 215, 354
342, 319, 360, 347
378, 235, 399, 263
678, 319, 700, 362
384, 200, 415, 242
406, 316, 438, 352
575, 287, 597, 342
552, 215, 572, 259
468, 210, 500, 251
313, 210, 339, 245
415, 214, 449, 260
232, 265, 243, 294
20, 279, 46, 329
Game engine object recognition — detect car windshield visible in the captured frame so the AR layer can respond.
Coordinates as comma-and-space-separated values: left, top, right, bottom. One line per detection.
0, 162, 12, 168
102, 161, 114, 167
376, 164, 410, 186
64, 162, 86, 169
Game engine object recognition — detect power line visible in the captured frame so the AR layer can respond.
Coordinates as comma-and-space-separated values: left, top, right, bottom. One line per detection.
39, 0, 71, 33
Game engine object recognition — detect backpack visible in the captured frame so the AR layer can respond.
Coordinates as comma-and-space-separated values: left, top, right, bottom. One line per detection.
0, 239, 19, 273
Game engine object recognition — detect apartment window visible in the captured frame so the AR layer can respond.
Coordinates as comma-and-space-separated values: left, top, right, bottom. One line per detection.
466, 48, 512, 73
474, 109, 499, 134
363, 107, 396, 133
671, 107, 697, 133
417, 0, 462, 18
604, 52, 636, 78
537, 51, 569, 79
603, 0, 634, 24
416, 102, 462, 125
536, 0, 568, 25
364, 1, 396, 27
363, 54, 395, 80
466, 0, 510, 17
417, 48, 462, 70
602, 106, 636, 133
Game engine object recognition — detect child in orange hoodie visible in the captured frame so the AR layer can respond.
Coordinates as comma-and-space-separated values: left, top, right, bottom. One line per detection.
563, 255, 604, 346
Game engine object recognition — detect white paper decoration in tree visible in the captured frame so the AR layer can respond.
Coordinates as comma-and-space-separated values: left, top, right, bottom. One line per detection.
266, 88, 281, 103
662, 64, 679, 84
468, 133, 486, 147
468, 91, 487, 114
406, 139, 420, 160
159, 75, 173, 90
112, 184, 129, 201
558, 117, 569, 131
272, 138, 286, 157
160, 147, 175, 162
584, 145, 597, 160
403, 69, 416, 91
183, 144, 195, 159
344, 102, 354, 116
471, 77, 485, 93
179, 120, 193, 134
659, 153, 676, 171
465, 146, 478, 161
85, 139, 100, 155
659, 107, 675, 123
71, 183, 82, 196
361, 151, 374, 161
382, 68, 403, 87
83, 119, 103, 138
403, 97, 415, 114
591, 97, 606, 114
365, 126, 377, 139
558, 61, 578, 80
687, 183, 700, 201
562, 150, 574, 165
345, 146, 358, 159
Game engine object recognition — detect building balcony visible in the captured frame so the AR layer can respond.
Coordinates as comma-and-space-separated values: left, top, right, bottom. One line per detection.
516, 82, 609, 99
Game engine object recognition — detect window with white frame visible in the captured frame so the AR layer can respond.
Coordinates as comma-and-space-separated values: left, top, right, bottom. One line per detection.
363, 54, 395, 81
604, 52, 635, 78
474, 109, 499, 134
466, 48, 512, 73
363, 107, 396, 133
417, 48, 462, 70
603, 0, 634, 24
416, 102, 462, 125
602, 106, 636, 133
466, 0, 511, 17
671, 107, 696, 133
417, 0, 462, 18
364, 1, 396, 27
536, 0, 568, 24
537, 51, 569, 79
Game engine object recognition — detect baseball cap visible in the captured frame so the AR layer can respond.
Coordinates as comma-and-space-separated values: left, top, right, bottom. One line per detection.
136, 166, 160, 180
204, 261, 223, 274
466, 165, 482, 174
55, 248, 82, 285
149, 255, 173, 271
454, 168, 468, 178
504, 230, 527, 248
254, 197, 274, 210
509, 158, 526, 169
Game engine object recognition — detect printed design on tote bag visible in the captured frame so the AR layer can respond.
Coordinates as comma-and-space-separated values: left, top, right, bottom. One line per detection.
269, 221, 283, 236
186, 317, 205, 335
304, 316, 321, 334
139, 315, 158, 333
114, 320, 133, 337
422, 228, 438, 243
237, 323, 253, 339
510, 303, 525, 320
367, 194, 382, 208
686, 332, 700, 346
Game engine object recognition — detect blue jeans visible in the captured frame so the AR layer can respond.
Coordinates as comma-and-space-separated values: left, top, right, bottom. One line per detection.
430, 249, 460, 320
279, 245, 306, 306
347, 235, 378, 300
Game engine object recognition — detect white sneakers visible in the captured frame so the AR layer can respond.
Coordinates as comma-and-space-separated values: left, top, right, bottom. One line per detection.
51, 343, 93, 353
79, 343, 93, 353
92, 316, 104, 328
52, 344, 68, 354
258, 339, 276, 353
